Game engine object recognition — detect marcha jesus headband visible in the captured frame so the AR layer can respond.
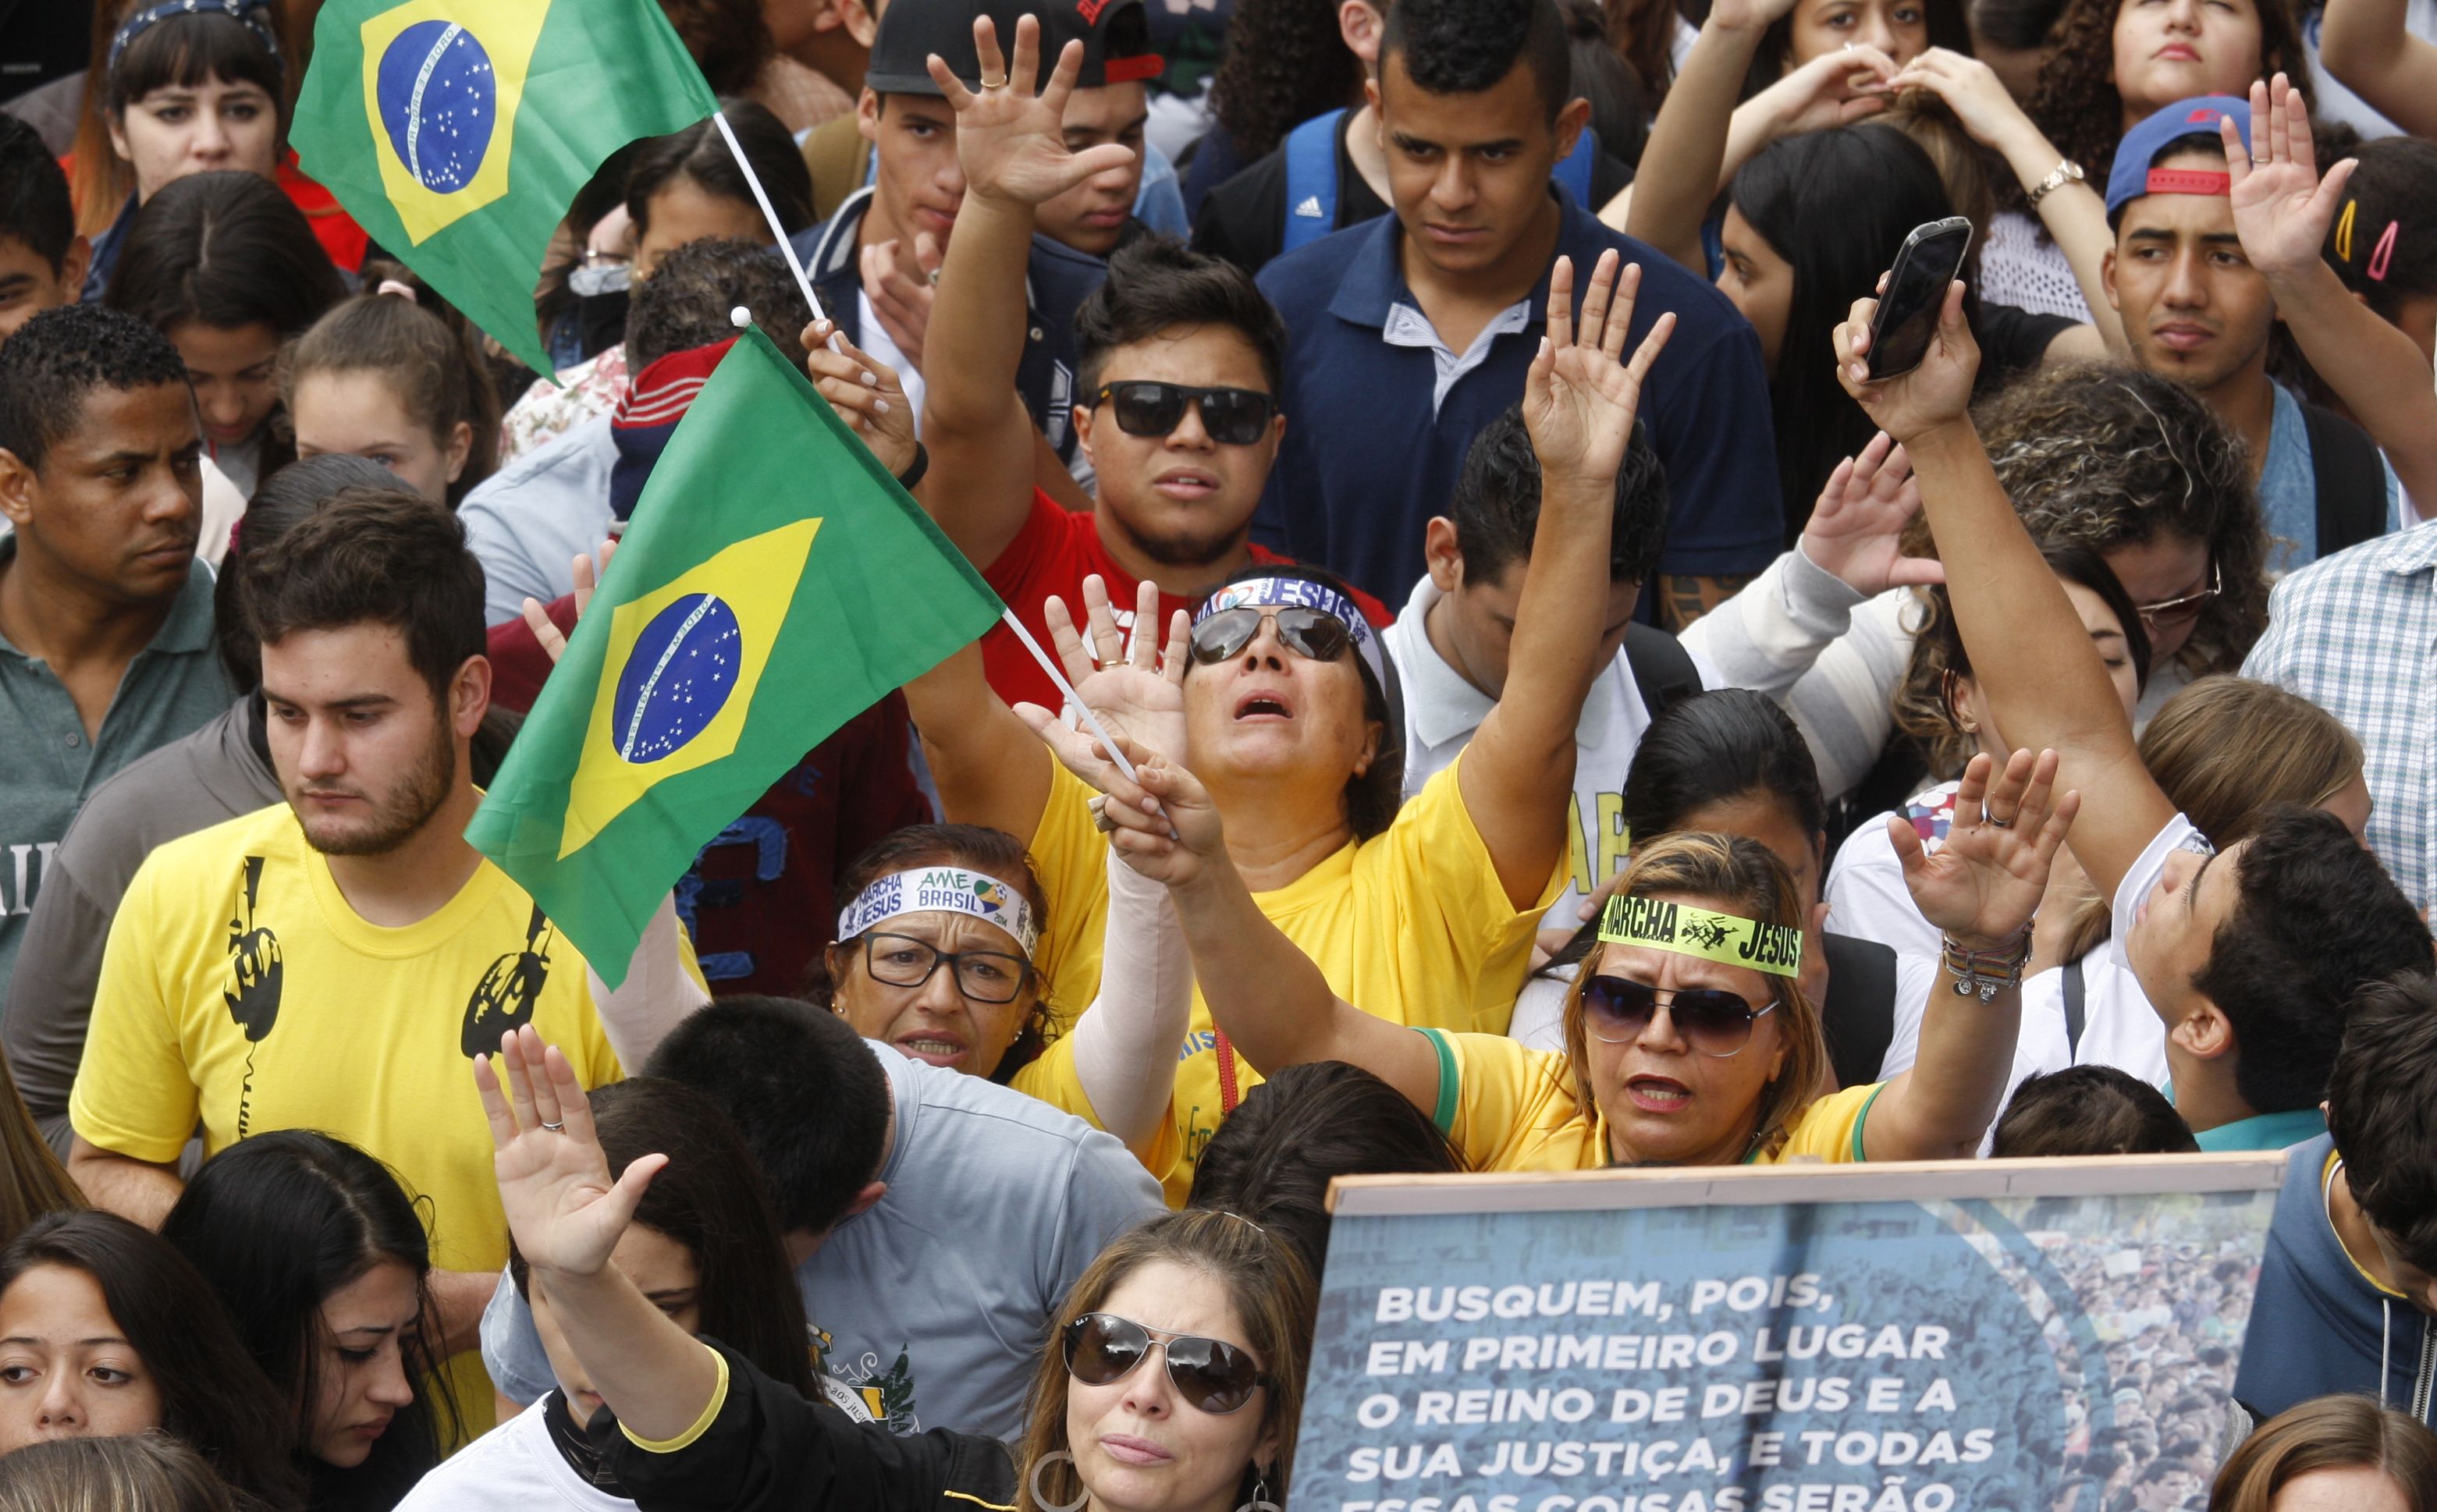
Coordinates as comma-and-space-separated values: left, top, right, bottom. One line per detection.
1600, 894, 1803, 978
837, 866, 1040, 957
1194, 576, 1387, 691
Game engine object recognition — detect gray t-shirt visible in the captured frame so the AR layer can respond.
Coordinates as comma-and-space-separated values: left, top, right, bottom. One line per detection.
0, 543, 233, 1001
2, 697, 279, 1159
481, 1038, 1163, 1440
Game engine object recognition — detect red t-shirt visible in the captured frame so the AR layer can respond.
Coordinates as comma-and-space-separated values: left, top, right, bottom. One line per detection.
979, 489, 1391, 712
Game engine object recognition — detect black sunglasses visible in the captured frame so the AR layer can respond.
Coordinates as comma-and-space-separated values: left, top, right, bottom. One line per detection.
1583, 975, 1776, 1058
1063, 1312, 1270, 1415
1187, 606, 1351, 668
1090, 382, 1277, 446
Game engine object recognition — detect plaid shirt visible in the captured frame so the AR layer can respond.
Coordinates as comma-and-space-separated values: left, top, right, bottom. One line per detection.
2241, 520, 2437, 910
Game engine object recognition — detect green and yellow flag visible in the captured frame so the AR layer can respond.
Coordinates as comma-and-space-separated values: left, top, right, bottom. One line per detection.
290, 0, 716, 374
467, 328, 1004, 982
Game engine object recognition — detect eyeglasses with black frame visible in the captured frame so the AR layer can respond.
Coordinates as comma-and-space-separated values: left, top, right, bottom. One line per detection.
2133, 558, 2222, 633
1583, 976, 1778, 1057
1089, 382, 1278, 446
859, 932, 1032, 1004
1062, 1312, 1272, 1415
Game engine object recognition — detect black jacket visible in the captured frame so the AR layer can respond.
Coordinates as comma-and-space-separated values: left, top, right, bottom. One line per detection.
600, 1341, 1020, 1512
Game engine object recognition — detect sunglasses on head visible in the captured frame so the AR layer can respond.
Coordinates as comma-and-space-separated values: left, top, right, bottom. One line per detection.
1583, 976, 1776, 1057
1063, 1312, 1270, 1415
1187, 605, 1352, 669
1091, 382, 1278, 446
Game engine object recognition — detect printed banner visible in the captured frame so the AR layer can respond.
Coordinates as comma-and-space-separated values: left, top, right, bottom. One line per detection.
1299, 1157, 2285, 1512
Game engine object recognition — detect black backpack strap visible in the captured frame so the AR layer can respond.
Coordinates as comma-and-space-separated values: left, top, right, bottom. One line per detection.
2301, 400, 2389, 558
2062, 957, 2087, 1059
1622, 623, 1703, 715
1820, 934, 1899, 1090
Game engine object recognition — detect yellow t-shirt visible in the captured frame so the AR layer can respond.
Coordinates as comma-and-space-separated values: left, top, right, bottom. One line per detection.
1418, 1028, 1885, 1171
70, 803, 638, 1434
1013, 752, 1561, 1203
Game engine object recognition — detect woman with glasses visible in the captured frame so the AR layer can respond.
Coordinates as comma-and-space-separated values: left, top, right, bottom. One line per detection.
901, 247, 1674, 1201
816, 817, 1193, 1162
469, 1028, 1311, 1512
1046, 722, 2076, 1169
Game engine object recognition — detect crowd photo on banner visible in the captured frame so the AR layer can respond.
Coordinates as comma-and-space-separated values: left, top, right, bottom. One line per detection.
6, 0, 2437, 1503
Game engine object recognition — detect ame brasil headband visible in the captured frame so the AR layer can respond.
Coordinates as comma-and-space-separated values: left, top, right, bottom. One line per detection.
1599, 895, 1803, 978
1195, 576, 1387, 691
837, 867, 1041, 957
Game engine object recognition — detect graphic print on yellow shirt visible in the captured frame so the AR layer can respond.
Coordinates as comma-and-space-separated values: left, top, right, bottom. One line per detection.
72, 804, 639, 1434
1014, 753, 1563, 1203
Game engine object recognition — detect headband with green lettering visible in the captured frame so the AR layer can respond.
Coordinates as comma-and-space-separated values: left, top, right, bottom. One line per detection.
1598, 895, 1803, 978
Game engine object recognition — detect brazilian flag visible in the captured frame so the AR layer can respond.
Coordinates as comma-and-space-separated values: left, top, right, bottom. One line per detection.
290, 0, 716, 374
466, 329, 1004, 983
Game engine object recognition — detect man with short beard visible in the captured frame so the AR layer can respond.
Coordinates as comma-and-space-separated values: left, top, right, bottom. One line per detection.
67, 489, 703, 1436
917, 16, 1386, 712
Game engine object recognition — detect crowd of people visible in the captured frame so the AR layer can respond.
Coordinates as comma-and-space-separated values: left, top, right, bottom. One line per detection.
3, 0, 2437, 1504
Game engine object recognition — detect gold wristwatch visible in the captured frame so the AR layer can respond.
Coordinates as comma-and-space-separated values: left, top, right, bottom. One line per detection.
2027, 158, 2086, 208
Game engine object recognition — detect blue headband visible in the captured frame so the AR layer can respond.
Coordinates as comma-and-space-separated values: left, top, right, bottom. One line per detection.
110, 0, 282, 84
1194, 576, 1386, 691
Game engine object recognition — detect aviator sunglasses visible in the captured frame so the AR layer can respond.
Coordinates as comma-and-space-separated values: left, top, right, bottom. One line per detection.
1090, 382, 1278, 446
1187, 606, 1352, 668
1583, 976, 1777, 1058
1062, 1312, 1270, 1414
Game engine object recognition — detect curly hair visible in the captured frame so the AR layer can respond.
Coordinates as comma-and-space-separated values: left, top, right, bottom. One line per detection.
1208, 0, 1367, 161
2019, 0, 2310, 215
1973, 363, 2268, 676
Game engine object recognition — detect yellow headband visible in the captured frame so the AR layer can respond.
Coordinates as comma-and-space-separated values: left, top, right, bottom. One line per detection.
1599, 895, 1803, 978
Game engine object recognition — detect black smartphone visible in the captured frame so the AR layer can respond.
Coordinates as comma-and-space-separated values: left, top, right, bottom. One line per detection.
1866, 217, 1973, 381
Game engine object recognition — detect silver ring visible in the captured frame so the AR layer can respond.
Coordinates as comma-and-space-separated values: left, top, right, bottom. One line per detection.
538, 1119, 565, 1132
2253, 154, 2270, 165
1088, 796, 1116, 833
1983, 811, 2015, 829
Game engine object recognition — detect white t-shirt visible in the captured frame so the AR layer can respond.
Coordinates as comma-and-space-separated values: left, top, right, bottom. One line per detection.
2303, 0, 2437, 137
855, 288, 927, 439
394, 1392, 631, 1512
1382, 575, 1720, 927
1825, 780, 1959, 964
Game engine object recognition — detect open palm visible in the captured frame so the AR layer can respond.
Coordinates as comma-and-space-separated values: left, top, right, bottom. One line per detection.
1894, 748, 2080, 949
475, 1026, 661, 1278
1522, 250, 1675, 494
2223, 73, 2356, 285
932, 16, 1136, 208
1802, 431, 1943, 594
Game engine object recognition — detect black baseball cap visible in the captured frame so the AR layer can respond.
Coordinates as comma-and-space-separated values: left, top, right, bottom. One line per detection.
865, 0, 1160, 96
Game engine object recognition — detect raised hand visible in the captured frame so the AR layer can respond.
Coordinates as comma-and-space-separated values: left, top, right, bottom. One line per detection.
474, 1025, 663, 1279
801, 317, 916, 477
1888, 48, 2036, 154
929, 15, 1137, 208
859, 237, 936, 374
1800, 431, 1945, 594
1892, 747, 2080, 950
1753, 43, 1899, 136
1021, 721, 1227, 888
1833, 278, 1981, 444
1522, 250, 1676, 497
1011, 575, 1189, 780
2223, 73, 2357, 286
518, 538, 619, 667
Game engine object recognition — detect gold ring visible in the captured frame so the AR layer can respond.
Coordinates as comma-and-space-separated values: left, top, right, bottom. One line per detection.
980, 72, 1008, 89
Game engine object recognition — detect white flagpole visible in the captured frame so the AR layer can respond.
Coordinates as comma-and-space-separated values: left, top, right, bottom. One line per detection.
711, 108, 830, 329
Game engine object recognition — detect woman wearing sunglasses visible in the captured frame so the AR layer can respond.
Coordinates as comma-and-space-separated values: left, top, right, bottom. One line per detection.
1050, 722, 2077, 1169
916, 249, 1676, 1201
473, 1028, 1311, 1512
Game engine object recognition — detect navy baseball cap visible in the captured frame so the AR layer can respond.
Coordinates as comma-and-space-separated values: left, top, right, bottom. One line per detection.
865, 0, 1160, 97
2105, 96, 2252, 225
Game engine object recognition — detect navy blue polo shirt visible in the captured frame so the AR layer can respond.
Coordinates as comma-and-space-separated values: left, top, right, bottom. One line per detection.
1253, 187, 1782, 605
791, 189, 1106, 471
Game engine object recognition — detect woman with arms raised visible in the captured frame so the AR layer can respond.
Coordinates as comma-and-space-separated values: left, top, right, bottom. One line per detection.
1051, 723, 2076, 1168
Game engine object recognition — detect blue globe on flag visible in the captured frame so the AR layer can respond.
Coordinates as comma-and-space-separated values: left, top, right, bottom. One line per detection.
374, 20, 496, 194
611, 595, 744, 764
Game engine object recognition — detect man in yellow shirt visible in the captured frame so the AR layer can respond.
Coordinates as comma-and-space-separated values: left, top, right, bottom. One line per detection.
68, 489, 701, 1426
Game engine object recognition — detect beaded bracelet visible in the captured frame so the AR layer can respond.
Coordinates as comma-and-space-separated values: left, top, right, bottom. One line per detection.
1941, 925, 2034, 1003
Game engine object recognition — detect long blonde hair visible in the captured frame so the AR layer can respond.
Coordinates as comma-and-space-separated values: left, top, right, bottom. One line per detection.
0, 1056, 80, 1248
1560, 832, 1829, 1162
1018, 1210, 1316, 1512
